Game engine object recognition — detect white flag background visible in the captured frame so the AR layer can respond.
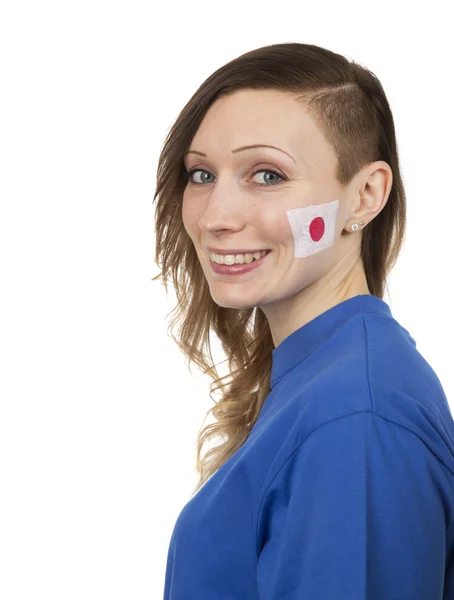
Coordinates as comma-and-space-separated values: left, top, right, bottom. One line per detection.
287, 199, 339, 258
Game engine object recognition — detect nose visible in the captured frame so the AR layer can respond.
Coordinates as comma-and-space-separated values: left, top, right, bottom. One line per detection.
197, 195, 245, 235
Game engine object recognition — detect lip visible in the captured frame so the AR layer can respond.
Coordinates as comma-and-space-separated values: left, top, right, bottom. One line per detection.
209, 250, 271, 276
206, 247, 271, 255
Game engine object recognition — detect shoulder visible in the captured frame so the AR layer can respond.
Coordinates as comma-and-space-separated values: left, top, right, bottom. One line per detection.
317, 311, 446, 413
284, 312, 454, 473
359, 313, 449, 416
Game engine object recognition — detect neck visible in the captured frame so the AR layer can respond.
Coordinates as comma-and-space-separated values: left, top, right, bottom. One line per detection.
261, 252, 370, 349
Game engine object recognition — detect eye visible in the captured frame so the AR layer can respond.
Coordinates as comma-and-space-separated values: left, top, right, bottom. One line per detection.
183, 169, 215, 185
251, 169, 284, 186
182, 167, 287, 187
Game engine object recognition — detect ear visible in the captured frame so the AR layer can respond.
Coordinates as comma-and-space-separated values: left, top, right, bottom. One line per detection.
345, 161, 393, 230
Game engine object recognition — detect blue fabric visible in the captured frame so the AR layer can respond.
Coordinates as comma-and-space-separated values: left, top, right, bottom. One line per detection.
163, 294, 454, 599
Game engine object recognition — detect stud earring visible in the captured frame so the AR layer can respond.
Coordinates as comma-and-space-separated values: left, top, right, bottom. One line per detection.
350, 220, 365, 231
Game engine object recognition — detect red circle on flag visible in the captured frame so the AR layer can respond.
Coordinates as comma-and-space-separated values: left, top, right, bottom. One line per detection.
309, 217, 325, 241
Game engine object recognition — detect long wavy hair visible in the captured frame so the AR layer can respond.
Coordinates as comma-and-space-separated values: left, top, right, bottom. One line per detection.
152, 42, 407, 498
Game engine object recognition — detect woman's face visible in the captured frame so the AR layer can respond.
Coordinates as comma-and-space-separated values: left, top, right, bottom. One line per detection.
181, 88, 357, 311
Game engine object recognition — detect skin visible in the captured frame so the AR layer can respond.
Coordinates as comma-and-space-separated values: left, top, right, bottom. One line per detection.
182, 89, 393, 348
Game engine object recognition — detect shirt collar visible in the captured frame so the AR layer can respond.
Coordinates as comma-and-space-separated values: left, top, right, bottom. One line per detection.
270, 293, 393, 389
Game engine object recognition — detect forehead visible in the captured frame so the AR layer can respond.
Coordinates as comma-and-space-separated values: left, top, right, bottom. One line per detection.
188, 89, 335, 170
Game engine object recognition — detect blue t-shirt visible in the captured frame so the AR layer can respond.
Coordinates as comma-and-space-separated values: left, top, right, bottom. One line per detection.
163, 294, 454, 599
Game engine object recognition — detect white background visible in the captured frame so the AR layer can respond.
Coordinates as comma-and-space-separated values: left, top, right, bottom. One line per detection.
0, 1, 452, 598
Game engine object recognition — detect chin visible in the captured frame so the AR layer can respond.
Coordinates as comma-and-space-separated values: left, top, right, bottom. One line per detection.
210, 293, 257, 311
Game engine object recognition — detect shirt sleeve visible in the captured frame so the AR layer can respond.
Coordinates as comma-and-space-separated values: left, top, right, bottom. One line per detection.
256, 412, 448, 600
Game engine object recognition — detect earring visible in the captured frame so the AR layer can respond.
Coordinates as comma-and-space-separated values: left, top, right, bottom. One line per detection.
350, 220, 365, 231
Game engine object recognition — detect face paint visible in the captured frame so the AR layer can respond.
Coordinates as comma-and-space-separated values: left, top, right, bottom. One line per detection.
286, 199, 339, 258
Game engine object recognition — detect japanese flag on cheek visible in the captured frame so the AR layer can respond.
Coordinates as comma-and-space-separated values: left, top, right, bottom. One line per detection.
286, 199, 339, 258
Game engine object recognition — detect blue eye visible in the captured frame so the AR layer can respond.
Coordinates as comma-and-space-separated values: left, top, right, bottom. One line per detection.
182, 168, 286, 188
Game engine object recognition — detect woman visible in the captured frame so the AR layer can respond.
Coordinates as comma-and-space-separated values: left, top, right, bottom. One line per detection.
153, 42, 454, 599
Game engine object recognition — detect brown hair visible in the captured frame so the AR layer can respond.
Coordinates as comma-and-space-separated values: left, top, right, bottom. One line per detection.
152, 42, 407, 497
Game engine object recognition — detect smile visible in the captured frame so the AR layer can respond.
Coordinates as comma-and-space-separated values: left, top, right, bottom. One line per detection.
209, 250, 272, 276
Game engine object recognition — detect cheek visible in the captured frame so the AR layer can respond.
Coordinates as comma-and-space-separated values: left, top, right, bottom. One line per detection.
261, 212, 295, 245
181, 196, 197, 236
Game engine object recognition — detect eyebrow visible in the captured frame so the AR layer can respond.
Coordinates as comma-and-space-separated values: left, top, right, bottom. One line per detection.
183, 144, 296, 164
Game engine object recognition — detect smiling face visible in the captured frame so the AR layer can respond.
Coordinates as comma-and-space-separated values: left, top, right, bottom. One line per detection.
181, 88, 367, 328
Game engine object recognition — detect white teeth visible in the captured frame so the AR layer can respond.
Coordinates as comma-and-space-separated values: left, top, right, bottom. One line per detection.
210, 249, 269, 265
